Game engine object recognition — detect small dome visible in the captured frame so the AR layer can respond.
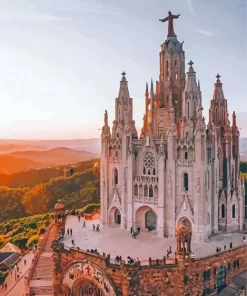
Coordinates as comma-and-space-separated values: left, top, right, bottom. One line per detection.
54, 200, 65, 211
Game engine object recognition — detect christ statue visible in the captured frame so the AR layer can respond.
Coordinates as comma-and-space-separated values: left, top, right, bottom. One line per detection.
159, 11, 180, 38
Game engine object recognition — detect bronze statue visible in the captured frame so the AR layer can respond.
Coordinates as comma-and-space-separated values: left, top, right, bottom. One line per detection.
159, 11, 180, 38
104, 110, 108, 126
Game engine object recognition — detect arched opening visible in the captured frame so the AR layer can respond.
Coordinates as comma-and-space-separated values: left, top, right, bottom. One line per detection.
113, 168, 118, 185
187, 101, 189, 119
154, 185, 158, 201
114, 209, 121, 224
176, 217, 192, 254
72, 277, 105, 296
139, 184, 143, 200
108, 207, 121, 225
217, 266, 226, 294
158, 120, 165, 138
135, 206, 157, 231
232, 204, 236, 218
62, 262, 117, 296
174, 60, 177, 67
166, 60, 169, 77
134, 184, 138, 196
215, 107, 218, 122
153, 168, 155, 175
144, 185, 148, 199
145, 211, 156, 229
149, 185, 153, 198
175, 73, 178, 80
221, 204, 225, 218
184, 151, 188, 160
115, 150, 118, 158
183, 173, 189, 191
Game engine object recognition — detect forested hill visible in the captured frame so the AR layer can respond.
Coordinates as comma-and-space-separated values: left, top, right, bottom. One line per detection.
0, 159, 100, 222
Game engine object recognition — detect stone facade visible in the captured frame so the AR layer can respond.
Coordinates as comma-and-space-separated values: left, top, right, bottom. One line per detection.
100, 16, 245, 242
52, 242, 247, 296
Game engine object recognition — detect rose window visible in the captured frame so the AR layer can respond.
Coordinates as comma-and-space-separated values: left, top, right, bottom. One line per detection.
143, 152, 155, 175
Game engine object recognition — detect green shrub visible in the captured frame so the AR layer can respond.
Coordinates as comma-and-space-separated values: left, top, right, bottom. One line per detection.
0, 271, 8, 284
77, 203, 100, 214
9, 234, 28, 249
27, 234, 39, 248
0, 235, 6, 248
12, 226, 25, 236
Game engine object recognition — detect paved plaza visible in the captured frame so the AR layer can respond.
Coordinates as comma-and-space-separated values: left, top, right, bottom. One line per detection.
63, 215, 246, 262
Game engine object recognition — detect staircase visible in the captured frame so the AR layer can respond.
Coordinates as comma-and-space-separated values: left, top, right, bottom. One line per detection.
28, 224, 55, 296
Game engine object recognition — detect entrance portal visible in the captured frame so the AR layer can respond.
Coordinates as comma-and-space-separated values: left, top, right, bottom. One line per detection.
114, 209, 121, 224
145, 211, 156, 229
72, 278, 104, 296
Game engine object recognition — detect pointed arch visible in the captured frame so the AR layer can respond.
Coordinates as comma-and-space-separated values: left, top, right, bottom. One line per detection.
221, 204, 225, 218
187, 101, 189, 119
149, 185, 153, 198
144, 184, 148, 197
158, 120, 165, 138
166, 60, 169, 77
183, 172, 189, 191
134, 184, 138, 196
113, 168, 118, 185
232, 204, 236, 219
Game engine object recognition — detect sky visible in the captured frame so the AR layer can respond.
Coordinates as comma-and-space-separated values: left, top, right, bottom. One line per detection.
0, 0, 246, 139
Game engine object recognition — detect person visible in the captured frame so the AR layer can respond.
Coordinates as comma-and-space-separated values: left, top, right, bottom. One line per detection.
4, 283, 7, 289
24, 259, 26, 265
83, 221, 86, 228
67, 228, 69, 235
70, 228, 72, 235
93, 224, 95, 231
130, 227, 133, 234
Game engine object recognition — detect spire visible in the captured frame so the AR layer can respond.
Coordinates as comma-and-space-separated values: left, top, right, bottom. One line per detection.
118, 71, 130, 99
184, 60, 198, 92
232, 111, 236, 127
198, 79, 200, 89
150, 78, 154, 93
213, 74, 225, 100
145, 82, 149, 96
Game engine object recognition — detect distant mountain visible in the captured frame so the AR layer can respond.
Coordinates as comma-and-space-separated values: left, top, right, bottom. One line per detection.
0, 138, 101, 154
0, 144, 45, 154
0, 147, 97, 174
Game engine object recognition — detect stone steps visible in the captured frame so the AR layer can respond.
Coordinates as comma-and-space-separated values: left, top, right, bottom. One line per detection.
29, 226, 55, 295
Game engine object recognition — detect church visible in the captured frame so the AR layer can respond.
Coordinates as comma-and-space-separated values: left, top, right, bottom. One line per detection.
100, 12, 245, 241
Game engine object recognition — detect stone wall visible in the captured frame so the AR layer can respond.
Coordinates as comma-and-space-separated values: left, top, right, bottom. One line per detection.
52, 243, 247, 296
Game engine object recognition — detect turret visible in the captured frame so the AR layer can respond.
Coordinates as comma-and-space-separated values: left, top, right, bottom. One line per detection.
210, 74, 228, 127
182, 60, 201, 126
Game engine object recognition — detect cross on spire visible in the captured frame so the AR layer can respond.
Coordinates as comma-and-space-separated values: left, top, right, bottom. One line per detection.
216, 74, 221, 80
188, 60, 194, 67
121, 71, 126, 77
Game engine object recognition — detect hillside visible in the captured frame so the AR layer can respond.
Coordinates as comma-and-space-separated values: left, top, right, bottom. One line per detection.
0, 159, 100, 222
0, 159, 98, 187
0, 147, 97, 174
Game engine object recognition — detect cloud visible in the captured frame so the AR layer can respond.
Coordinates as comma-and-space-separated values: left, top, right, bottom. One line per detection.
187, 0, 195, 13
196, 30, 213, 37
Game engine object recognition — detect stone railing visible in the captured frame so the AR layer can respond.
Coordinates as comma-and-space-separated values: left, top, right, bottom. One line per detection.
134, 195, 158, 204
25, 222, 54, 292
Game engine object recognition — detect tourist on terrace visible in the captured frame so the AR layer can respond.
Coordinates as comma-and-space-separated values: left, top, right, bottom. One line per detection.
83, 221, 86, 228
93, 224, 95, 231
70, 228, 72, 235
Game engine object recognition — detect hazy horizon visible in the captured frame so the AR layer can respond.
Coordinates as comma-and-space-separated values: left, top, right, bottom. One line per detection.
0, 0, 246, 139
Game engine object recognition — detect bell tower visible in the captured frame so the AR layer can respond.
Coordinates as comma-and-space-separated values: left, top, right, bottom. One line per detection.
159, 11, 185, 122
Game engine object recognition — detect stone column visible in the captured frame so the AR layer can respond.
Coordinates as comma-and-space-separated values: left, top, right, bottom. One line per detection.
127, 152, 134, 230
157, 153, 165, 237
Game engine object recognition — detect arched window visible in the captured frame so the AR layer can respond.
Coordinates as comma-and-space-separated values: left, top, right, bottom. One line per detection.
221, 204, 225, 218
183, 173, 189, 191
166, 60, 169, 77
175, 73, 178, 80
221, 109, 224, 122
174, 60, 177, 67
185, 151, 188, 160
134, 184, 138, 196
187, 101, 189, 119
149, 185, 153, 198
143, 152, 155, 175
153, 168, 155, 175
144, 185, 148, 197
158, 121, 165, 138
232, 204, 236, 218
166, 96, 169, 106
115, 150, 118, 158
114, 168, 118, 185
215, 107, 218, 122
